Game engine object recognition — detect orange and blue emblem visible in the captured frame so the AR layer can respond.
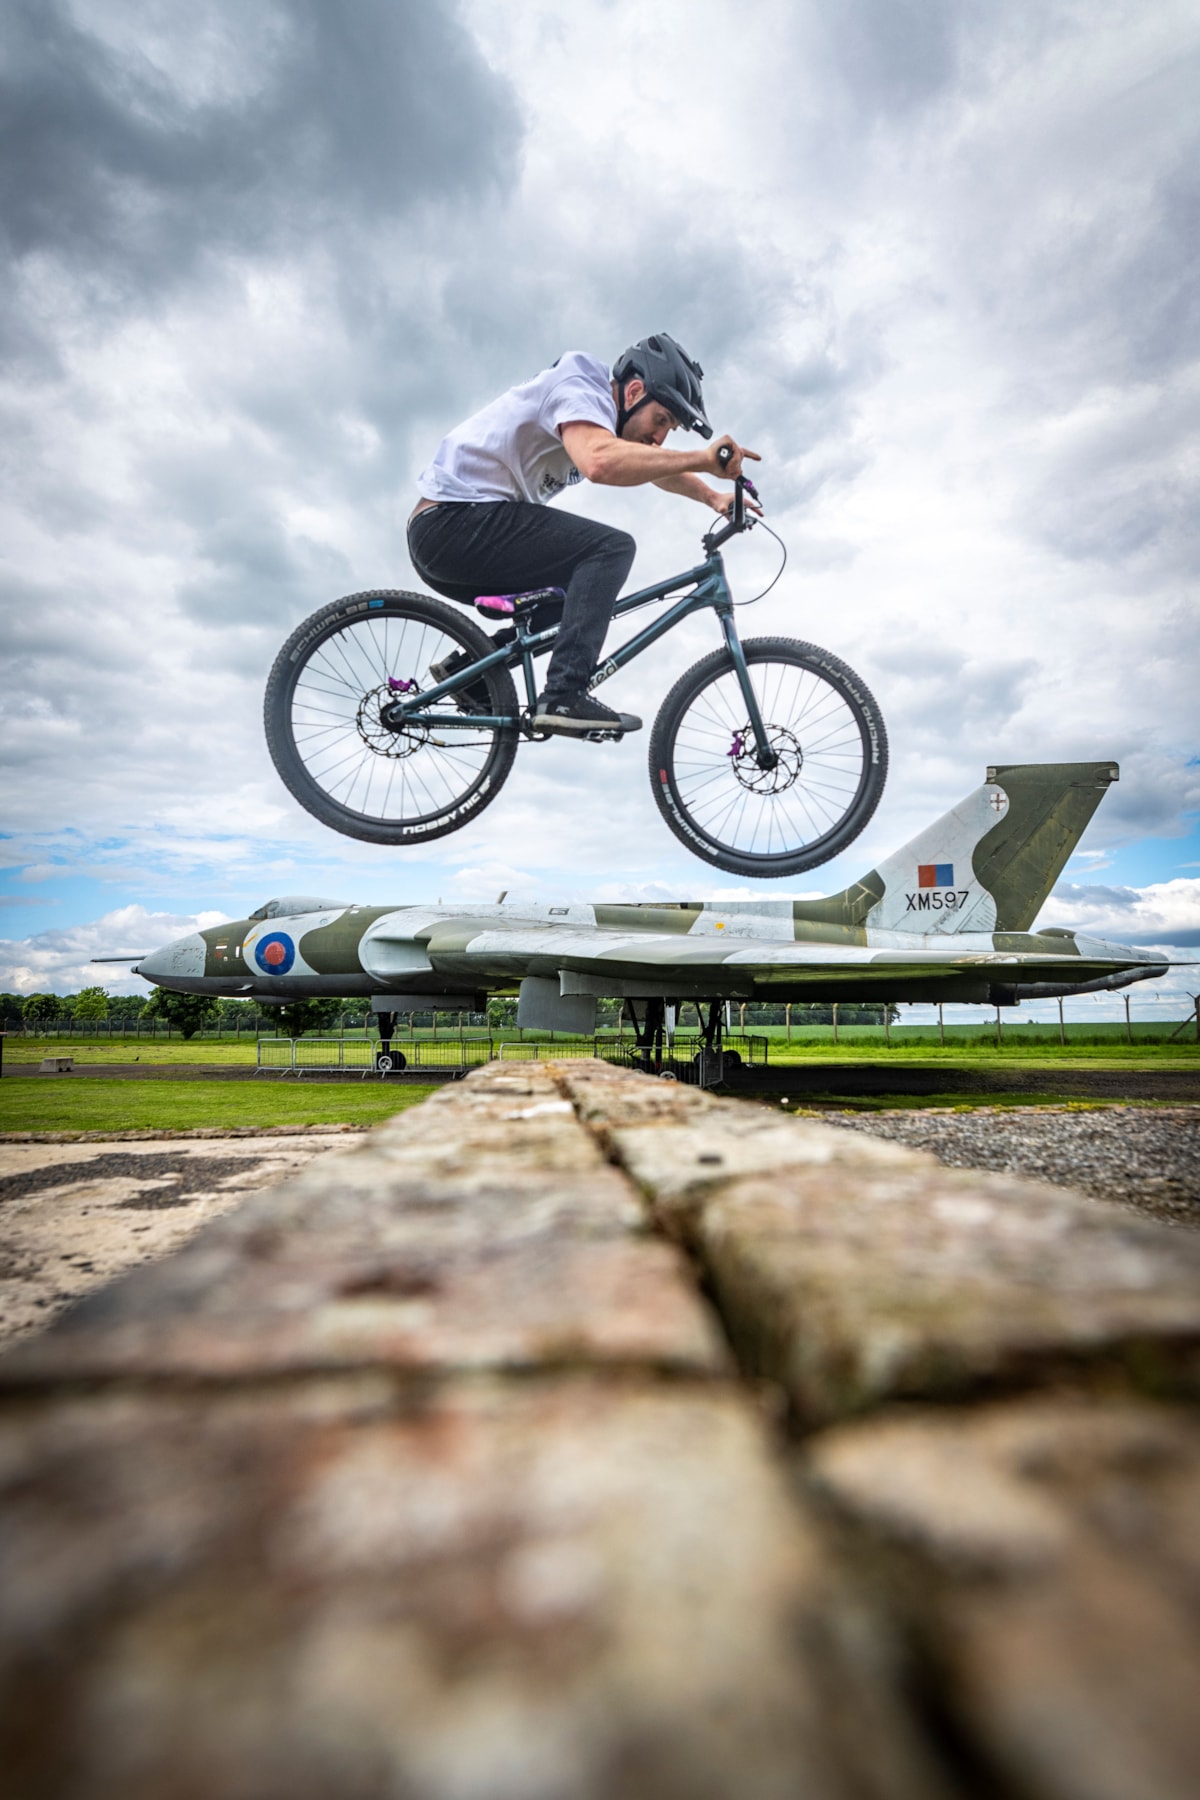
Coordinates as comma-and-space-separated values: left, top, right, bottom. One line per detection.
254, 931, 295, 974
918, 863, 954, 888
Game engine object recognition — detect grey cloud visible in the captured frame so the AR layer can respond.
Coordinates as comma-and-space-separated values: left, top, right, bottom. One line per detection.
869, 648, 1040, 749
818, 0, 962, 115
2, 0, 1196, 902
1052, 883, 1140, 910
0, 0, 519, 305
1047, 877, 1200, 948
1081, 752, 1200, 844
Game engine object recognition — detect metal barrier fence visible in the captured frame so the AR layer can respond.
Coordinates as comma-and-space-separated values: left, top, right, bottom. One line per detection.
256, 1037, 495, 1077
255, 1033, 770, 1085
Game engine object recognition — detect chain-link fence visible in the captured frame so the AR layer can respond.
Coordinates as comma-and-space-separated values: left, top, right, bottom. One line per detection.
256, 1037, 494, 1076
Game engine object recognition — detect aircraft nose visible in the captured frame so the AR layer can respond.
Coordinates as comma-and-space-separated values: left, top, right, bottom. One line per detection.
138, 933, 206, 983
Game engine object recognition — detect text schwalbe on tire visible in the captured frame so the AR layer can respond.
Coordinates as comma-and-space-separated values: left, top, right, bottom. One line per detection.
263, 590, 519, 846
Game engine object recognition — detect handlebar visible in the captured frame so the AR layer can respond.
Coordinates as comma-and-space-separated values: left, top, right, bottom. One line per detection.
703, 445, 757, 553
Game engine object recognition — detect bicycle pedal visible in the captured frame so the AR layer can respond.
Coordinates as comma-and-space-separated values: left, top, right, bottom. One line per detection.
583, 728, 624, 743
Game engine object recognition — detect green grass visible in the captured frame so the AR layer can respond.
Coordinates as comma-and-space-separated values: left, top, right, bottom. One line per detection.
759, 1022, 1197, 1045
5, 1034, 493, 1067
7, 1038, 262, 1065
0, 1078, 437, 1134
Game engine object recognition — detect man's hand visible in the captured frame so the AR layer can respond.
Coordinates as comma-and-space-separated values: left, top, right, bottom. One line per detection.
703, 434, 761, 481
707, 485, 764, 519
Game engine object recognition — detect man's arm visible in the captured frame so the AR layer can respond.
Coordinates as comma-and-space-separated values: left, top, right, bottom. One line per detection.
653, 470, 741, 512
560, 422, 757, 489
654, 470, 764, 518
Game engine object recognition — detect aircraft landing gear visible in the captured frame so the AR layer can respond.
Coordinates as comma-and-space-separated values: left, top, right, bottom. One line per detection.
623, 998, 670, 1075
372, 1010, 407, 1074
697, 1000, 724, 1060
692, 1000, 732, 1084
622, 998, 733, 1082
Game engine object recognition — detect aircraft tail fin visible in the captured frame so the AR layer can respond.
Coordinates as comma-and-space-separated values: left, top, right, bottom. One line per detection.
795, 762, 1119, 936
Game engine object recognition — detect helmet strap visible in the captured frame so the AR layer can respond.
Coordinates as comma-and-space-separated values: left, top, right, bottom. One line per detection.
615, 379, 654, 439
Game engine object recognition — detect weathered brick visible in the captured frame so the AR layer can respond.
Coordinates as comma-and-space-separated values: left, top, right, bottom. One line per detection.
1, 1065, 722, 1385
0, 1378, 927, 1800
558, 1070, 1200, 1418
809, 1398, 1200, 1800
6, 1061, 1195, 1800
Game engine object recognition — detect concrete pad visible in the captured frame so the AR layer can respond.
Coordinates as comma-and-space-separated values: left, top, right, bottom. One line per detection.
0, 1136, 360, 1349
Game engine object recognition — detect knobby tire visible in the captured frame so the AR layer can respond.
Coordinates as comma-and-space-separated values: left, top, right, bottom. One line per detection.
648, 637, 887, 876
264, 590, 519, 846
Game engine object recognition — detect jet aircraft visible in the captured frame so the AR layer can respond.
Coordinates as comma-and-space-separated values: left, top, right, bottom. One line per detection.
127, 762, 1169, 1049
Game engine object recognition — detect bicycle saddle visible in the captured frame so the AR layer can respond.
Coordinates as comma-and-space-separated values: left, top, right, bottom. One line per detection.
474, 586, 566, 619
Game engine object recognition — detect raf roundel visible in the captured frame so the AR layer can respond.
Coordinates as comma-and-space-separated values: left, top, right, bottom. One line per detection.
253, 931, 296, 975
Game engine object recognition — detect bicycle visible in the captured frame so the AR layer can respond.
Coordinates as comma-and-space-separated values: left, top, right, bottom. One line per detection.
264, 465, 888, 877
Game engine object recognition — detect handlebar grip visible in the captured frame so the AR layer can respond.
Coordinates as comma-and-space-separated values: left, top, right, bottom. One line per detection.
717, 444, 734, 471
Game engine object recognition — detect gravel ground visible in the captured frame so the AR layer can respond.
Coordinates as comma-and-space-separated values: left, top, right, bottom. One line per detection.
821, 1105, 1200, 1228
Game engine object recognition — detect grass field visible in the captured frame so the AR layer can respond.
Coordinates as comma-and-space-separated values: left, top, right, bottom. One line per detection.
6, 1039, 264, 1065
5, 1027, 1196, 1132
3, 1036, 493, 1067
11, 1028, 1199, 1069
0, 1078, 437, 1134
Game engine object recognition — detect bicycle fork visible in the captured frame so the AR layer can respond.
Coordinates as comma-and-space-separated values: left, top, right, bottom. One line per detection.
719, 610, 779, 771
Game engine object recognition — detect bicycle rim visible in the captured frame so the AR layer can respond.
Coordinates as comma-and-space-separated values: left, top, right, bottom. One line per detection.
651, 640, 886, 876
266, 593, 517, 844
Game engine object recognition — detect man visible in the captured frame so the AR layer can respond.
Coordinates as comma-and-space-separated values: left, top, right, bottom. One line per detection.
407, 333, 759, 737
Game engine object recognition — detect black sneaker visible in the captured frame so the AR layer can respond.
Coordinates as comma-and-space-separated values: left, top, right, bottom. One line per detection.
428, 649, 492, 715
533, 691, 642, 737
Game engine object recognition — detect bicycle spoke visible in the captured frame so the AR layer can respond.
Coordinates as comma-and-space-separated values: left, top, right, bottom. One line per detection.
278, 607, 510, 827
658, 649, 878, 866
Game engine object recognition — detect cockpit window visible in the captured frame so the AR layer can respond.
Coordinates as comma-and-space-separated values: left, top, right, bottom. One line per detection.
248, 897, 349, 921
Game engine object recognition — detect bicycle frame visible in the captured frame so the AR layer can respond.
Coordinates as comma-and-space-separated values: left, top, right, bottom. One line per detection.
389, 539, 779, 768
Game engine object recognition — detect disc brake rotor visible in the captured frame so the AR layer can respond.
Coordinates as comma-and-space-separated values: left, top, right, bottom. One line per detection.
358, 683, 431, 759
727, 724, 804, 794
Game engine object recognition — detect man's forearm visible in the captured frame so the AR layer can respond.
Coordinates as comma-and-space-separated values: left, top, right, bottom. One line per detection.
576, 437, 712, 488
653, 471, 718, 506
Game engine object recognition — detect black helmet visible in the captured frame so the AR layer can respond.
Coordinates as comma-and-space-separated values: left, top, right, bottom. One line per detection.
612, 332, 712, 439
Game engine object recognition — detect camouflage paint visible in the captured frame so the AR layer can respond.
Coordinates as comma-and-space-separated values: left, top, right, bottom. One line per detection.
139, 761, 1167, 1011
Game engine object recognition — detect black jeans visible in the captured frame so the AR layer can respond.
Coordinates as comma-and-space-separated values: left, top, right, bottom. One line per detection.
408, 501, 635, 700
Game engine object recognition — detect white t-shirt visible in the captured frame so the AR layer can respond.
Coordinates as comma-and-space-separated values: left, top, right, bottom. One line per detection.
417, 351, 616, 506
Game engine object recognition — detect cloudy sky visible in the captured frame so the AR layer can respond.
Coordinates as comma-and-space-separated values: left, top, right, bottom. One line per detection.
2, 0, 1198, 1015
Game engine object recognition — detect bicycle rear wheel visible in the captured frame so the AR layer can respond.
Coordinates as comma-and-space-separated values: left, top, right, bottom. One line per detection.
264, 590, 519, 845
649, 637, 887, 876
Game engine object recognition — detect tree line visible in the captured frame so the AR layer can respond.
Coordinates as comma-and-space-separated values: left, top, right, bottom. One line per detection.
5, 990, 896, 1040
1, 990, 360, 1040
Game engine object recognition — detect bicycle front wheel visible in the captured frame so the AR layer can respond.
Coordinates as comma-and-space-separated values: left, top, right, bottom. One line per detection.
649, 637, 887, 876
264, 590, 519, 845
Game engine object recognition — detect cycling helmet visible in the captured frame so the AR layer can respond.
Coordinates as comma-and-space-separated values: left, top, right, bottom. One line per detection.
612, 332, 712, 439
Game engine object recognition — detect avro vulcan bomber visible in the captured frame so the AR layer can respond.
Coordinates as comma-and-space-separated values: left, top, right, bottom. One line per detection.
131, 763, 1168, 1031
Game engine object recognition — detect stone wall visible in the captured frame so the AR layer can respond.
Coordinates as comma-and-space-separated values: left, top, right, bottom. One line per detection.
2, 1061, 1198, 1799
